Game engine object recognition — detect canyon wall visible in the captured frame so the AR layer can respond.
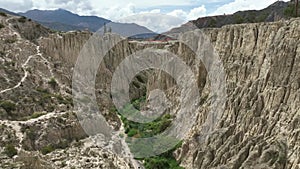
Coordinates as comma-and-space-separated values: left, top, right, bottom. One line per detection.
39, 18, 300, 168
1, 13, 299, 168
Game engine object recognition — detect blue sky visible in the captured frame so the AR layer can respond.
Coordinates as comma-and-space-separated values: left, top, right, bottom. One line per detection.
0, 0, 290, 32
136, 0, 233, 15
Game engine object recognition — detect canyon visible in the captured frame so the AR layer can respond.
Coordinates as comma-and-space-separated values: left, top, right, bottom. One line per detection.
0, 10, 299, 169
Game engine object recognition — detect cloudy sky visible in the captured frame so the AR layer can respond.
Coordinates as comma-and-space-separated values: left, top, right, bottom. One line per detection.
0, 0, 290, 32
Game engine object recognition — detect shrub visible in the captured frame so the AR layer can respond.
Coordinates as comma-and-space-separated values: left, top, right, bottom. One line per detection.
0, 12, 7, 17
4, 144, 17, 158
0, 23, 4, 29
41, 145, 54, 155
208, 19, 217, 27
55, 140, 69, 149
0, 51, 5, 56
0, 100, 16, 113
127, 128, 139, 137
48, 77, 57, 88
144, 156, 184, 169
144, 157, 170, 169
30, 112, 46, 119
18, 16, 27, 23
25, 128, 37, 142
233, 14, 244, 24
119, 95, 184, 168
4, 38, 17, 44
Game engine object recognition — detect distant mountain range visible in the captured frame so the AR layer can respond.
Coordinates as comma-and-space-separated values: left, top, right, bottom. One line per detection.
0, 8, 156, 38
1, 1, 296, 39
166, 1, 296, 35
19, 9, 110, 32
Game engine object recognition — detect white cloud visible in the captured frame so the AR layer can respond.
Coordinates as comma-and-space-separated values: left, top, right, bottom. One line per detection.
118, 5, 206, 33
95, 3, 136, 20
168, 5, 206, 21
118, 13, 184, 33
167, 9, 187, 19
210, 0, 290, 16
0, 0, 33, 12
187, 5, 206, 20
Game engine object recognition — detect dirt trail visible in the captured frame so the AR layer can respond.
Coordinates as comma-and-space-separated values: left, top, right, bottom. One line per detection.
0, 112, 67, 150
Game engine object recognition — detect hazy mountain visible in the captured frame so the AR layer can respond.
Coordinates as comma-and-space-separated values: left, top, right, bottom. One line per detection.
19, 9, 110, 32
0, 8, 19, 16
19, 9, 156, 37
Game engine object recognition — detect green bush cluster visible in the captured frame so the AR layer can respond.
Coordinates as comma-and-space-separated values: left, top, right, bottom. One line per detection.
41, 145, 54, 155
41, 140, 69, 155
30, 112, 46, 119
0, 51, 5, 56
142, 141, 184, 169
25, 128, 37, 141
36, 88, 72, 109
0, 23, 4, 29
284, 1, 300, 17
121, 113, 172, 138
144, 156, 184, 169
0, 12, 7, 17
4, 38, 17, 44
233, 14, 244, 24
18, 16, 27, 23
115, 95, 184, 168
4, 144, 17, 158
48, 77, 57, 88
0, 100, 16, 113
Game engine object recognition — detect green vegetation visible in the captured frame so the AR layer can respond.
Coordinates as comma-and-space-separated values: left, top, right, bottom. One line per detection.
121, 112, 172, 138
246, 12, 257, 23
142, 141, 184, 169
21, 112, 47, 121
35, 88, 72, 109
25, 128, 37, 141
41, 140, 69, 155
208, 19, 217, 27
4, 144, 17, 158
284, 1, 300, 17
41, 145, 54, 155
115, 95, 184, 169
48, 77, 57, 88
0, 12, 7, 17
4, 38, 17, 44
257, 13, 269, 22
0, 100, 16, 113
30, 112, 46, 119
144, 156, 184, 169
233, 14, 244, 24
0, 51, 5, 57
0, 23, 4, 29
18, 16, 27, 23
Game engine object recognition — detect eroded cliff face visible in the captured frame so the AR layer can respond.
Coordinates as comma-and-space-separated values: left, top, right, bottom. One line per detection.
175, 18, 300, 169
1, 12, 299, 169
0, 14, 132, 169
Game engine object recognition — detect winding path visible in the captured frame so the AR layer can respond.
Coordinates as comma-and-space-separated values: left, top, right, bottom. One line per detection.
0, 112, 67, 150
